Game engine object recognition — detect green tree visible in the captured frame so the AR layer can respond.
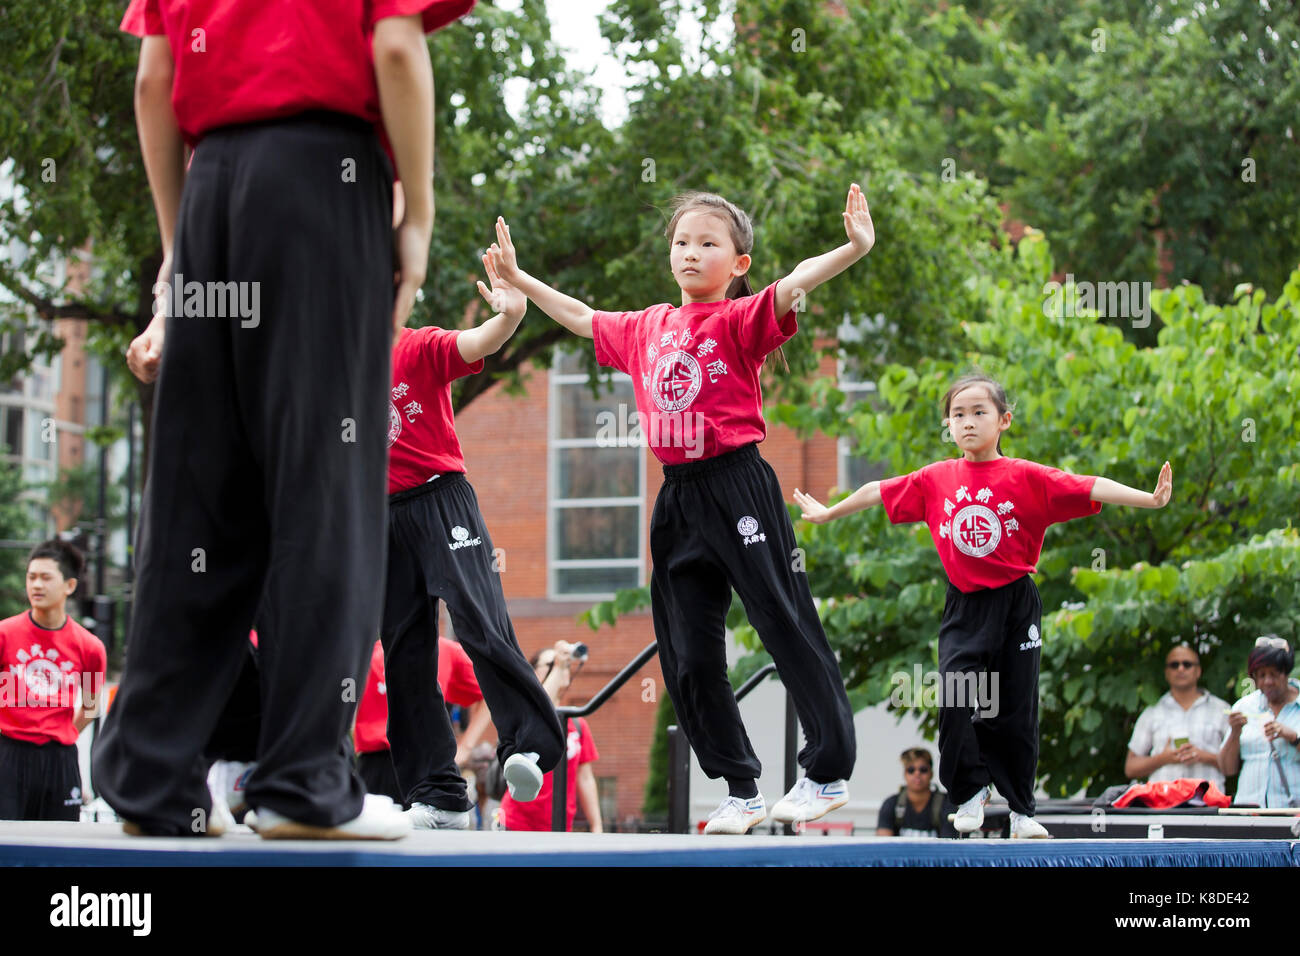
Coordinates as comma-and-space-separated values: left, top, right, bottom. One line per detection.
978, 0, 1300, 308
0, 461, 36, 614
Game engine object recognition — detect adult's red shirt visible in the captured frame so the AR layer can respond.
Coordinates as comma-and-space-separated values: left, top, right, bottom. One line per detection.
499, 717, 599, 831
120, 0, 476, 147
879, 457, 1100, 593
354, 637, 482, 754
387, 328, 483, 493
591, 283, 796, 464
0, 612, 106, 746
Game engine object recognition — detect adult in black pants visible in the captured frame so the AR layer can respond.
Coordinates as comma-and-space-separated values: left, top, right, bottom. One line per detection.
97, 1, 473, 839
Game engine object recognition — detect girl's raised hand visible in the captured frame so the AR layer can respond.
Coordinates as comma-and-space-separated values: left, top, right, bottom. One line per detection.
489, 216, 523, 284
793, 488, 832, 524
476, 252, 527, 322
1151, 460, 1173, 508
843, 183, 875, 256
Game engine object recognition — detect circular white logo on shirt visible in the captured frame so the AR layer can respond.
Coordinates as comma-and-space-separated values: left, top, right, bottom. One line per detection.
1028, 624, 1039, 643
952, 504, 1002, 558
737, 516, 759, 537
451, 526, 470, 542
650, 350, 702, 413
387, 401, 402, 448
23, 658, 62, 704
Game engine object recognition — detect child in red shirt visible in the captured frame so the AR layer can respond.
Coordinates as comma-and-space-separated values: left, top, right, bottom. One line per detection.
487, 185, 878, 833
0, 541, 105, 821
794, 373, 1173, 837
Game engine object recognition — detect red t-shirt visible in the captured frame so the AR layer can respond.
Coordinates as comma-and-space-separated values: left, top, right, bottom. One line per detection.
879, 457, 1101, 593
120, 0, 476, 146
0, 612, 107, 746
387, 327, 483, 493
353, 637, 482, 753
499, 717, 599, 831
591, 283, 796, 464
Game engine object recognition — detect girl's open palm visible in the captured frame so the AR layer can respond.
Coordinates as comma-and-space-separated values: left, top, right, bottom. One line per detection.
1152, 460, 1173, 508
793, 488, 832, 524
843, 183, 875, 255
489, 216, 523, 284
476, 253, 526, 321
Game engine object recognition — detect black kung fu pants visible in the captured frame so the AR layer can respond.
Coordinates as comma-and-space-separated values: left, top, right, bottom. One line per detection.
0, 734, 82, 821
936, 574, 1043, 815
93, 113, 394, 834
650, 444, 856, 786
381, 475, 564, 811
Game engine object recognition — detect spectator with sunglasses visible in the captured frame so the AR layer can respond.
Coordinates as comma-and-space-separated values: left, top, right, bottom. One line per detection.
1124, 645, 1230, 790
1220, 637, 1300, 807
875, 748, 956, 838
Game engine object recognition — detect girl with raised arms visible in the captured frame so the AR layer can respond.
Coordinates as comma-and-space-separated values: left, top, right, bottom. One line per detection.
488, 185, 875, 833
794, 374, 1173, 837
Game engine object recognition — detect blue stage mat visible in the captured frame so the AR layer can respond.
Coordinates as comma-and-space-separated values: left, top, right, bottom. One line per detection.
1, 824, 1297, 866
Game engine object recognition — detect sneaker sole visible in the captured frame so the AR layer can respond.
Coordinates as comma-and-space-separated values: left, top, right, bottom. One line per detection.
950, 815, 984, 834
122, 819, 226, 838
503, 755, 544, 803
771, 794, 848, 824
248, 818, 407, 841
704, 811, 767, 835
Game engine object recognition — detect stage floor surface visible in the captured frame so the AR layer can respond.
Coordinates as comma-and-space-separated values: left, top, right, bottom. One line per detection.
2, 822, 1297, 867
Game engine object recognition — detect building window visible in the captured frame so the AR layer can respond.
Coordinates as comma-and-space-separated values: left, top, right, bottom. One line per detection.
549, 350, 644, 600
836, 318, 889, 490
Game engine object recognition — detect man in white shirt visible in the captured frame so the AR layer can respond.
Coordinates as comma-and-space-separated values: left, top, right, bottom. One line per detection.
1125, 645, 1230, 789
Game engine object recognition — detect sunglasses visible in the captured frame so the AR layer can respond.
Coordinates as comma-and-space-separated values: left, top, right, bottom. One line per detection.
905, 765, 932, 774
1166, 660, 1198, 670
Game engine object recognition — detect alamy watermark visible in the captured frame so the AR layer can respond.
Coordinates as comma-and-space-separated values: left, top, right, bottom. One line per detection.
596, 403, 707, 459
889, 664, 1001, 718
1042, 274, 1151, 328
153, 274, 261, 328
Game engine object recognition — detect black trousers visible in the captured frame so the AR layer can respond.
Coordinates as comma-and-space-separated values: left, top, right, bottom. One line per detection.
92, 113, 394, 834
356, 750, 404, 804
381, 475, 564, 811
650, 444, 856, 784
0, 734, 82, 821
202, 642, 261, 764
936, 575, 1042, 815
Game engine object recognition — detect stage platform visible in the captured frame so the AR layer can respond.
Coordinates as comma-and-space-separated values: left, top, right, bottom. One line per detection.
2, 822, 1297, 867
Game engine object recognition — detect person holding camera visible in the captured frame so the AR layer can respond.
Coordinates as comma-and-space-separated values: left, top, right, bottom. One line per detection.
497, 641, 602, 832
1124, 645, 1230, 790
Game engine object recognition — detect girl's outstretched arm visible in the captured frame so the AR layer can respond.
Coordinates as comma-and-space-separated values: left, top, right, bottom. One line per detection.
793, 482, 882, 524
774, 183, 875, 317
487, 217, 595, 339
457, 253, 527, 364
1090, 461, 1173, 508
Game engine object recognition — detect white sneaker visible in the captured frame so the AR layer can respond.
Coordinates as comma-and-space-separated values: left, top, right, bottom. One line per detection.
245, 793, 410, 841
207, 760, 256, 816
1010, 811, 1051, 839
771, 777, 850, 824
952, 785, 991, 834
406, 802, 472, 830
503, 752, 544, 802
703, 794, 767, 835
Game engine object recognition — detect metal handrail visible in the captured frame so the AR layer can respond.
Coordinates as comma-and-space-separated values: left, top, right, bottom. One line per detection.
549, 641, 659, 831
667, 664, 796, 835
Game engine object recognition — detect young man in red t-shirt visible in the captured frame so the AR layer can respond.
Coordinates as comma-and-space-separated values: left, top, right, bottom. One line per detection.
380, 251, 563, 829
95, 0, 475, 840
0, 541, 105, 821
